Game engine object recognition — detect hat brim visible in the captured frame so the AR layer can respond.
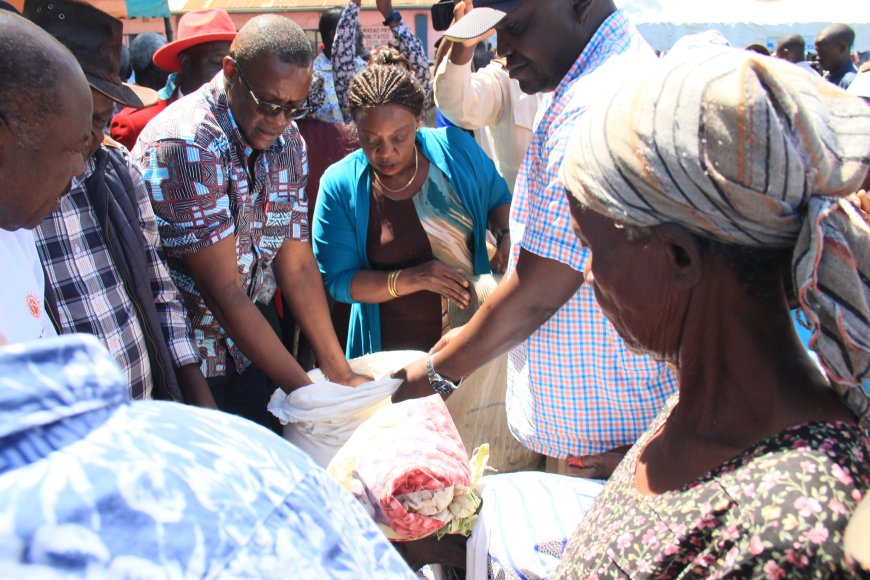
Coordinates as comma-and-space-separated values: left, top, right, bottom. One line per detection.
444, 2, 519, 41
89, 75, 159, 108
152, 33, 237, 73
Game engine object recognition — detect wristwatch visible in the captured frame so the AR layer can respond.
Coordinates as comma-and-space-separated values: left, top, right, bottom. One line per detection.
383, 10, 402, 26
427, 357, 458, 396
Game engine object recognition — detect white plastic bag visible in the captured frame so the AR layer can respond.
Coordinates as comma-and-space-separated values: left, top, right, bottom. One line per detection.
267, 350, 425, 467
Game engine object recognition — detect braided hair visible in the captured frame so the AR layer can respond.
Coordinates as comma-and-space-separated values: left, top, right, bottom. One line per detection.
347, 46, 425, 119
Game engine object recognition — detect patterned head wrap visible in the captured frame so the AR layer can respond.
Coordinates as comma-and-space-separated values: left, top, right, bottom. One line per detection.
562, 47, 870, 423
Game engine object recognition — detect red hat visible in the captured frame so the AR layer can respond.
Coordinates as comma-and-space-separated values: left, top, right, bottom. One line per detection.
152, 9, 236, 73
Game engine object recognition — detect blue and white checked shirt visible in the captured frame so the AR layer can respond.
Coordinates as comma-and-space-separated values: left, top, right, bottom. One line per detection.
35, 143, 200, 400
505, 11, 678, 458
331, 1, 432, 123
0, 334, 415, 579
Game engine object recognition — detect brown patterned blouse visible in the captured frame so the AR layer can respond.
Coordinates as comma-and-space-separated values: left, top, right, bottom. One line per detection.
557, 396, 870, 579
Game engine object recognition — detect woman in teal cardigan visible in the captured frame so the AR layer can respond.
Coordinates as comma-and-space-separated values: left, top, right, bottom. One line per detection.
313, 49, 511, 358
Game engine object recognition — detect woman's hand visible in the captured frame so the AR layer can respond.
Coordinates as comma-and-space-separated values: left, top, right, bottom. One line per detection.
391, 533, 468, 570
405, 260, 471, 308
490, 232, 510, 274
566, 445, 631, 480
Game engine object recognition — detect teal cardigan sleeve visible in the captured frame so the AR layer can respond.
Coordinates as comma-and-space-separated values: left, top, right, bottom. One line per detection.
312, 152, 366, 305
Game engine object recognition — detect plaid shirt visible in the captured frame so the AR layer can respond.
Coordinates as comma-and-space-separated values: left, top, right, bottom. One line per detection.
34, 143, 200, 400
505, 11, 677, 458
133, 75, 309, 378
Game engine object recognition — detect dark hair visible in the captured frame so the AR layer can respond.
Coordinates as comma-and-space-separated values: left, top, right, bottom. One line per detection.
0, 13, 73, 147
119, 43, 132, 81
697, 236, 793, 300
622, 222, 792, 300
319, 7, 342, 55
819, 23, 856, 49
347, 46, 425, 118
130, 32, 166, 75
230, 14, 313, 69
745, 43, 771, 57
473, 42, 494, 71
775, 33, 805, 56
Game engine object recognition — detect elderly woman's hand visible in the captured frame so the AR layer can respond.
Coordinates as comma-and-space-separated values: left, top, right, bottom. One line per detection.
566, 445, 631, 480
391, 532, 468, 571
406, 260, 471, 308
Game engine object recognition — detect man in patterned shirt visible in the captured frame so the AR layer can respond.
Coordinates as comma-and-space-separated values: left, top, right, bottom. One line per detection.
27, 0, 214, 407
135, 15, 368, 429
394, 0, 677, 477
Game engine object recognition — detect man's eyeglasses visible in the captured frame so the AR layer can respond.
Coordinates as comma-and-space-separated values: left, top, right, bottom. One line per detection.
230, 59, 311, 121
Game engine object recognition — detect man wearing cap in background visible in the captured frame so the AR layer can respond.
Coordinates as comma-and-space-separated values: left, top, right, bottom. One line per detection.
394, 0, 677, 479
25, 0, 215, 407
129, 31, 169, 91
111, 9, 236, 150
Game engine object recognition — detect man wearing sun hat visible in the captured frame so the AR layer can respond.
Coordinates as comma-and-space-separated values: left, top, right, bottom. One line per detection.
25, 0, 215, 408
394, 0, 677, 480
111, 9, 236, 150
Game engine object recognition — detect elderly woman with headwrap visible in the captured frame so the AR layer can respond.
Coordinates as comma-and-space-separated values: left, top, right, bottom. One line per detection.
554, 47, 870, 577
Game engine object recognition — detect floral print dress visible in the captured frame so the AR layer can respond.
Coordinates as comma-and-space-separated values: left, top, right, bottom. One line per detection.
556, 396, 870, 579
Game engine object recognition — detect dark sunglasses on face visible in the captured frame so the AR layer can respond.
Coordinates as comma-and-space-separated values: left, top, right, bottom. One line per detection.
230, 58, 311, 120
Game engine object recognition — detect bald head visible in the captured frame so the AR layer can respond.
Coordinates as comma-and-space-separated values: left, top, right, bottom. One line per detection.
817, 23, 855, 47
815, 23, 855, 73
229, 14, 312, 70
0, 12, 92, 230
0, 12, 88, 146
775, 33, 805, 63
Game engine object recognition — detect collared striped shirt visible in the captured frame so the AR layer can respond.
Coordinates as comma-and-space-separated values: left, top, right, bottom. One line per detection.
505, 10, 678, 458
34, 144, 200, 400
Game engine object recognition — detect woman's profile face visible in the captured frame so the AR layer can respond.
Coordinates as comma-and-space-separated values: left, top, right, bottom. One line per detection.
567, 193, 681, 360
354, 103, 419, 178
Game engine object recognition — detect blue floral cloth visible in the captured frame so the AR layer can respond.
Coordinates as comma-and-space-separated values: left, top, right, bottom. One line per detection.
0, 334, 415, 579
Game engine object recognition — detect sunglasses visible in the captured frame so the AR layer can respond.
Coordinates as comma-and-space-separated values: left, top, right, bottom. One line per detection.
230, 59, 311, 121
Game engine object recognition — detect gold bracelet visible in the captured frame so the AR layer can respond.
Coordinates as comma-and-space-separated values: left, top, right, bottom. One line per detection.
387, 269, 402, 298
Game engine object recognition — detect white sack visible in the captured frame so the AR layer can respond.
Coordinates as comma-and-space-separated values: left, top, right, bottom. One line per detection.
268, 350, 425, 467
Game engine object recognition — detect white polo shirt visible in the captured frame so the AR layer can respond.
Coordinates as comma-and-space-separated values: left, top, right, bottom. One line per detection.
0, 228, 56, 345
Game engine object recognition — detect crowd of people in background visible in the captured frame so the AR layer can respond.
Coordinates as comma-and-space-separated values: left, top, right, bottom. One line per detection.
1, 0, 869, 576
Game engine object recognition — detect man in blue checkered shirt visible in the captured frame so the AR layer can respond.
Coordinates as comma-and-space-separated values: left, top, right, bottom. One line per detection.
394, 0, 677, 478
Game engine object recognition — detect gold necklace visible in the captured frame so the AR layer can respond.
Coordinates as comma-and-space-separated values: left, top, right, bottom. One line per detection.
373, 147, 419, 194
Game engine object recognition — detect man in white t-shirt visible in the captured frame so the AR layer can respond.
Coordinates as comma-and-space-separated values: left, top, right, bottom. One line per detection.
0, 12, 92, 343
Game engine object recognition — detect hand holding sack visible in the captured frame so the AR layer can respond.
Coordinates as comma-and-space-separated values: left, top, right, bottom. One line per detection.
267, 351, 424, 467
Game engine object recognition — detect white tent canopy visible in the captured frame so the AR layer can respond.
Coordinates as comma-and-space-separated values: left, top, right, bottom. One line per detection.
616, 0, 870, 52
